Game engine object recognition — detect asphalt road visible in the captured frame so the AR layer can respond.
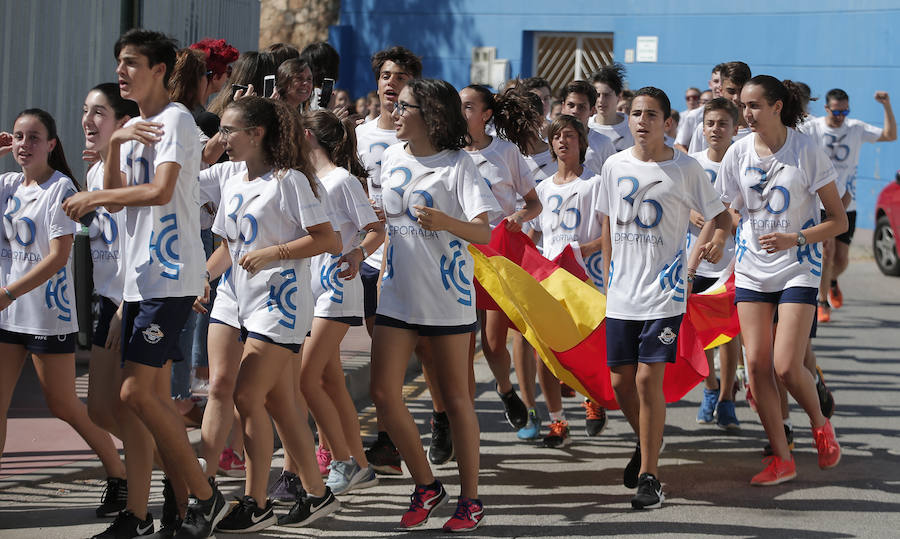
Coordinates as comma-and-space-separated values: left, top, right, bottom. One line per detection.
1, 250, 898, 538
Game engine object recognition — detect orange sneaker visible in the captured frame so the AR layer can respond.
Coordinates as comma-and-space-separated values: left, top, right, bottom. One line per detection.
812, 419, 841, 469
750, 455, 796, 486
829, 282, 843, 309
817, 301, 831, 323
582, 400, 607, 436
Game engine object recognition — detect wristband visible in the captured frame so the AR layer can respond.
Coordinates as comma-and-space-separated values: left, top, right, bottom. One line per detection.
204, 270, 211, 281
2, 287, 15, 301
358, 245, 368, 259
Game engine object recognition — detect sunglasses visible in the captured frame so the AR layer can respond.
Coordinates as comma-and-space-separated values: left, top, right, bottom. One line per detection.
829, 109, 850, 117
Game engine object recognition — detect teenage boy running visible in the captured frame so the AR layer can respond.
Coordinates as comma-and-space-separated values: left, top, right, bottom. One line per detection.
687, 62, 752, 153
598, 87, 731, 509
64, 29, 226, 539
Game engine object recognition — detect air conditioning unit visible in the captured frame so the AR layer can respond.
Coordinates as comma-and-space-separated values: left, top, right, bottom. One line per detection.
470, 46, 510, 90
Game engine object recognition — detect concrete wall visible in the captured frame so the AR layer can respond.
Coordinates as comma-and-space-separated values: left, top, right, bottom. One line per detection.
334, 0, 900, 228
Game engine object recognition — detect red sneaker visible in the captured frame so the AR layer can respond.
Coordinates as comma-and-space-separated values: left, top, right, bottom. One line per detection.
813, 419, 841, 469
560, 381, 576, 398
442, 496, 484, 533
750, 455, 796, 486
400, 481, 448, 529
316, 444, 331, 476
829, 282, 843, 309
218, 447, 246, 477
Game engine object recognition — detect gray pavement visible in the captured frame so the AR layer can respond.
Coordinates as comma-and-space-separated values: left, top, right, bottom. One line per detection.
1, 237, 899, 538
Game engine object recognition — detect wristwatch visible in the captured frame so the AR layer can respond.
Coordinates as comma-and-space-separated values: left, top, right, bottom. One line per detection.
358, 245, 369, 259
796, 231, 807, 247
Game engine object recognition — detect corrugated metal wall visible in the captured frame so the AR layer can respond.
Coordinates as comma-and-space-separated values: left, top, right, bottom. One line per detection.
0, 0, 260, 184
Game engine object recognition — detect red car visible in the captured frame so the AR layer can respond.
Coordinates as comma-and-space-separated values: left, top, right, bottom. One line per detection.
874, 171, 900, 276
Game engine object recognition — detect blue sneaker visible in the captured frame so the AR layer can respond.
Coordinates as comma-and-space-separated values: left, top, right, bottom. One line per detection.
715, 400, 740, 431
516, 409, 541, 440
696, 388, 718, 423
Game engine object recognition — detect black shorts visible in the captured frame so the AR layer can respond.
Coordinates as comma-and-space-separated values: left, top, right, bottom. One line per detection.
606, 315, 684, 367
360, 262, 379, 319
92, 296, 119, 348
0, 329, 77, 354
374, 314, 477, 336
822, 209, 856, 245
318, 315, 363, 326
238, 328, 301, 353
692, 275, 719, 294
121, 297, 195, 368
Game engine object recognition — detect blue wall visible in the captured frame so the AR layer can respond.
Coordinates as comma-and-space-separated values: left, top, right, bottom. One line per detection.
334, 0, 900, 228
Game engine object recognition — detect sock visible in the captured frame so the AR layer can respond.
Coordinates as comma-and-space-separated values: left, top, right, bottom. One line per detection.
550, 410, 565, 422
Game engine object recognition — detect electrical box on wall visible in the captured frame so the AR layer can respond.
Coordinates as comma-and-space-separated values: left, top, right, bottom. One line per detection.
471, 46, 510, 90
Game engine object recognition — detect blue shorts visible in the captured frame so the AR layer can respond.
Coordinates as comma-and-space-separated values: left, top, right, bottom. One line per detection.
360, 262, 379, 319
238, 327, 301, 353
0, 329, 77, 355
121, 297, 195, 368
606, 315, 684, 367
318, 315, 363, 327
92, 296, 119, 348
374, 314, 477, 337
734, 286, 818, 306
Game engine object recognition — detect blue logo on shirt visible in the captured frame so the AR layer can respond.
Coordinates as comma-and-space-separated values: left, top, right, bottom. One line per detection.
617, 177, 662, 229
89, 211, 118, 245
746, 166, 790, 215
385, 167, 435, 221
44, 267, 72, 322
548, 193, 582, 231
797, 218, 823, 276
149, 213, 181, 280
658, 249, 686, 302
225, 194, 259, 244
3, 196, 36, 247
267, 268, 298, 329
585, 250, 604, 289
439, 239, 472, 306
320, 254, 345, 304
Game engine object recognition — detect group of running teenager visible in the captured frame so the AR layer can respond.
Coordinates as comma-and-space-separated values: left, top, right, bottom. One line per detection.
0, 28, 892, 537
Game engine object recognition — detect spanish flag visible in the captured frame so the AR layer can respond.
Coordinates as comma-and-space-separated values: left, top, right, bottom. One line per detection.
471, 227, 737, 409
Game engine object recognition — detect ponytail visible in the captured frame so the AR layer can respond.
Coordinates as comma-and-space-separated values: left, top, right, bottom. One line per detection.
224, 97, 319, 197
16, 109, 76, 187
493, 87, 543, 155
747, 75, 805, 128
303, 110, 368, 187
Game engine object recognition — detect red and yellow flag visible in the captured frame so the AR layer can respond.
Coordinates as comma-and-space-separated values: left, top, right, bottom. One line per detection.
471, 227, 738, 409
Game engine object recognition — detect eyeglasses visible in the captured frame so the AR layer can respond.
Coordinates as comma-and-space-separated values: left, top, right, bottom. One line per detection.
394, 100, 421, 116
685, 95, 700, 101
218, 125, 256, 138
829, 109, 850, 117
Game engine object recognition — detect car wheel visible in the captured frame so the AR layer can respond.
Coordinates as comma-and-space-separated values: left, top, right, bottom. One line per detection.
874, 215, 900, 276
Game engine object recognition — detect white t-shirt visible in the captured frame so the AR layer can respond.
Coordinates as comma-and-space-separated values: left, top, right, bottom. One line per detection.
356, 119, 397, 271
687, 151, 735, 278
211, 169, 331, 343
800, 116, 881, 212
198, 161, 246, 208
0, 171, 80, 335
585, 129, 617, 176
86, 162, 125, 304
597, 149, 726, 320
687, 122, 752, 153
532, 169, 606, 290
522, 149, 558, 185
675, 107, 704, 147
119, 102, 204, 301
716, 128, 838, 293
466, 137, 535, 226
377, 144, 501, 325
310, 167, 378, 318
589, 113, 634, 151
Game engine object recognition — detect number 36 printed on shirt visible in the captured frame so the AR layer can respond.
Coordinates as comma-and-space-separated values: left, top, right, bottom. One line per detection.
383, 166, 434, 221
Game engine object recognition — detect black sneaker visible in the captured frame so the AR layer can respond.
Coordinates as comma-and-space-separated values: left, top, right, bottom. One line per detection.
277, 487, 341, 527
365, 432, 403, 475
96, 477, 128, 518
631, 473, 664, 509
583, 400, 608, 437
815, 366, 836, 418
215, 495, 276, 533
174, 486, 227, 539
497, 386, 528, 429
624, 443, 641, 489
428, 411, 454, 465
160, 478, 179, 532
91, 510, 154, 538
763, 424, 795, 457
268, 470, 305, 505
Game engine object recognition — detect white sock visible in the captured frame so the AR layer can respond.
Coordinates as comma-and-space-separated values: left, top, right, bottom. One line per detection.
550, 410, 566, 422
783, 418, 793, 430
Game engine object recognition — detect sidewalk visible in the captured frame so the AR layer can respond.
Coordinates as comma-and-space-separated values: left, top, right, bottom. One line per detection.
0, 325, 416, 490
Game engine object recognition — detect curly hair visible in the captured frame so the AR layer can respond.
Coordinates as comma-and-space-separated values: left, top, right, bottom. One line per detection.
464, 84, 542, 155
407, 79, 470, 152
168, 48, 206, 109
303, 110, 368, 186
370, 46, 422, 81
190, 38, 239, 77
548, 115, 588, 164
225, 97, 318, 197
